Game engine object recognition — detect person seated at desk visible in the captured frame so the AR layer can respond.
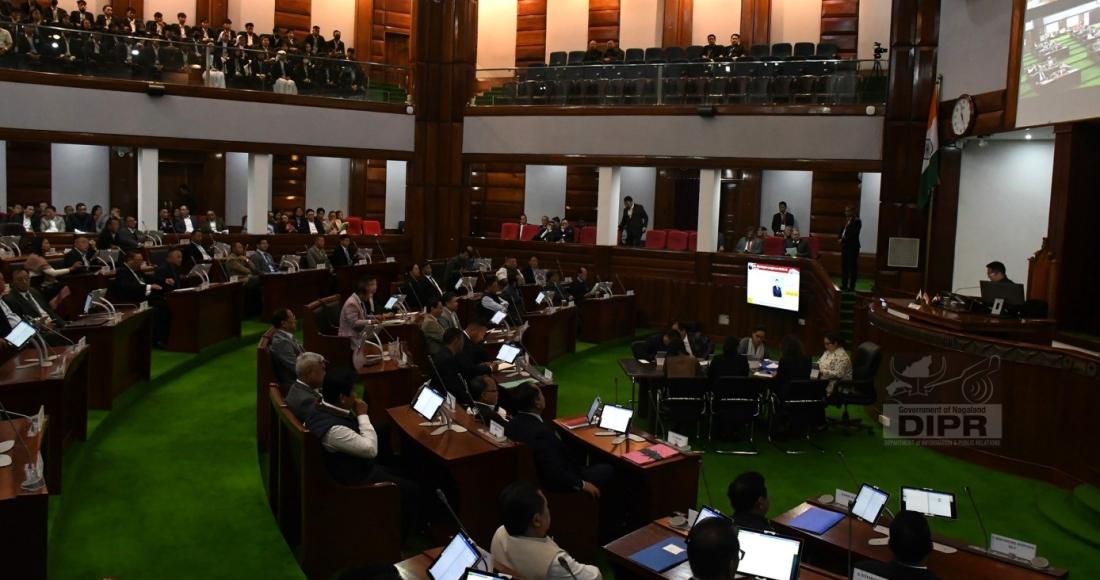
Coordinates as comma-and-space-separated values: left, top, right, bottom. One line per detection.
328, 234, 357, 267
738, 326, 767, 362
725, 33, 745, 60
491, 481, 603, 580
986, 260, 1014, 284
286, 351, 325, 421
818, 332, 852, 395
419, 262, 444, 304
224, 242, 260, 284
783, 227, 811, 258
400, 264, 428, 311
444, 247, 472, 290
25, 237, 81, 293
478, 278, 509, 322
496, 256, 521, 283
568, 267, 591, 302
4, 269, 64, 329
268, 308, 304, 387
458, 319, 498, 397
854, 511, 940, 580
708, 336, 750, 381
734, 226, 762, 254
38, 205, 65, 233
431, 328, 479, 406
672, 321, 712, 358
534, 216, 553, 242
686, 515, 740, 580
182, 231, 213, 265
0, 274, 23, 336
97, 216, 137, 251
560, 218, 575, 243
153, 248, 198, 291
501, 274, 528, 325
521, 256, 541, 285
66, 202, 95, 233
641, 329, 686, 360
727, 471, 772, 531
174, 204, 199, 234
110, 249, 163, 302
504, 384, 612, 499
201, 210, 226, 234
541, 271, 569, 307
303, 235, 330, 269
545, 218, 564, 243
771, 201, 795, 236
250, 238, 280, 274
62, 236, 96, 270
420, 298, 446, 354
118, 216, 144, 249
339, 276, 390, 338
156, 208, 176, 233
440, 291, 462, 331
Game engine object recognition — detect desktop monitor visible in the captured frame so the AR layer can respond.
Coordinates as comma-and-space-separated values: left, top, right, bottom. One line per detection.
412, 384, 446, 422
851, 483, 890, 525
4, 321, 35, 348
901, 487, 957, 520
737, 528, 802, 580
496, 343, 522, 364
490, 311, 507, 325
428, 532, 480, 580
692, 505, 728, 528
746, 262, 800, 312
598, 404, 633, 434
980, 281, 1026, 307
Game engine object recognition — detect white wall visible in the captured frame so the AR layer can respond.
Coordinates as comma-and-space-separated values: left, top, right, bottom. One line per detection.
227, 0, 275, 37
858, 172, 880, 252
384, 161, 407, 230
524, 165, 568, 221
546, 0, 589, 55
856, 0, 891, 60
311, 0, 356, 48
145, 0, 195, 20
770, 0, 822, 44
621, 166, 656, 223
952, 140, 1054, 294
305, 157, 350, 213
759, 170, 812, 231
476, 0, 518, 75
51, 144, 109, 212
0, 141, 6, 210
224, 152, 249, 226
620, 0, 662, 49
938, 0, 1013, 99
692, 0, 742, 46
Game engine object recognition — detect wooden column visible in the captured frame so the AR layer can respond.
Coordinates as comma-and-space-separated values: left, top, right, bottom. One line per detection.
661, 0, 693, 48
589, 0, 621, 43
739, 0, 769, 49
820, 0, 859, 59
109, 147, 138, 217
924, 145, 960, 294
408, 0, 477, 262
516, 0, 548, 68
874, 0, 940, 295
5, 142, 50, 208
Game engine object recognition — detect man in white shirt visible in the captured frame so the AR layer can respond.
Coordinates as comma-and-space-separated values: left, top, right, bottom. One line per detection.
491, 481, 601, 580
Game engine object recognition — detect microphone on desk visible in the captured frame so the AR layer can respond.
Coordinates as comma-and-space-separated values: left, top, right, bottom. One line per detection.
835, 451, 858, 580
558, 556, 581, 580
375, 239, 387, 261
615, 274, 627, 295
436, 488, 475, 542
964, 485, 992, 553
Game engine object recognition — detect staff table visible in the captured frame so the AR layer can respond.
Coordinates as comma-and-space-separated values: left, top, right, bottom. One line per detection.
61, 308, 153, 409
579, 294, 637, 342
388, 405, 534, 545
0, 417, 49, 580
524, 305, 577, 364
259, 268, 333, 320
553, 416, 700, 530
0, 345, 89, 492
163, 281, 244, 352
773, 500, 1068, 580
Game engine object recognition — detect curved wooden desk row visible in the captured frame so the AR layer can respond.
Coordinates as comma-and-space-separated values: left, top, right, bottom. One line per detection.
0, 418, 49, 580
463, 237, 841, 347
867, 299, 1100, 487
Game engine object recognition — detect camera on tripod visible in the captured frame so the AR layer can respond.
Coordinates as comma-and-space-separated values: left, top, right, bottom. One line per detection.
873, 42, 888, 59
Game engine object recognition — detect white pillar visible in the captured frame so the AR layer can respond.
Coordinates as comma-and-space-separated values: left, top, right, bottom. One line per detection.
697, 169, 722, 253
596, 166, 622, 246
246, 153, 273, 235
137, 148, 159, 231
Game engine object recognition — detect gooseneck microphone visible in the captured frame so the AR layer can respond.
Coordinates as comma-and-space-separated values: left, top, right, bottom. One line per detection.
435, 488, 474, 541
965, 485, 991, 553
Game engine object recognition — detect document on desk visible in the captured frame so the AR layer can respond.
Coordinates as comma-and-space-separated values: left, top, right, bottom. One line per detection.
787, 506, 845, 535
623, 443, 679, 465
499, 378, 536, 389
628, 537, 688, 573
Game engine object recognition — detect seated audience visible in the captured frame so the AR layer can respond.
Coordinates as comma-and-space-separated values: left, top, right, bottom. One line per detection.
329, 234, 357, 266
430, 328, 477, 406
97, 216, 138, 250
491, 481, 602, 580
440, 292, 462, 331
737, 326, 767, 362
286, 351, 325, 420
0, 274, 20, 335
583, 39, 603, 63
478, 277, 508, 322
686, 516, 740, 580
63, 236, 96, 269
560, 218, 575, 243
401, 264, 427, 310
38, 206, 65, 233
602, 39, 624, 63
419, 263, 444, 303
339, 276, 387, 338
420, 298, 446, 354
521, 256, 540, 285
727, 471, 772, 531
458, 320, 498, 397
726, 33, 744, 59
709, 336, 750, 381
66, 202, 95, 232
157, 208, 176, 233
734, 226, 762, 253
268, 308, 304, 386
855, 511, 940, 580
534, 216, 553, 242
702, 34, 724, 61
153, 248, 196, 290
496, 256, 520, 283
541, 270, 569, 307
118, 216, 144, 248
175, 205, 198, 233
4, 269, 63, 327
784, 227, 811, 258
250, 238, 280, 273
303, 235, 329, 269
224, 242, 261, 285
818, 332, 853, 394
109, 249, 163, 302
202, 210, 226, 234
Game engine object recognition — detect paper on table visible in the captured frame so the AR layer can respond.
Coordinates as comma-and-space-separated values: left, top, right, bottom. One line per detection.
499, 379, 536, 389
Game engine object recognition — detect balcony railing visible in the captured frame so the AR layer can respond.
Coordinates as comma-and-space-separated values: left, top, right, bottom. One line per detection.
0, 23, 409, 104
472, 59, 888, 109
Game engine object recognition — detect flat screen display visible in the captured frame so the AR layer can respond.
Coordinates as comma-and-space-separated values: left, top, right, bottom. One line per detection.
598, 404, 632, 434
496, 344, 522, 364
851, 483, 890, 525
385, 295, 401, 310
413, 386, 445, 422
1016, 0, 1100, 127
428, 532, 480, 580
746, 262, 800, 312
585, 395, 602, 424
901, 487, 957, 520
4, 321, 35, 348
737, 528, 802, 580
490, 311, 506, 325
692, 505, 727, 527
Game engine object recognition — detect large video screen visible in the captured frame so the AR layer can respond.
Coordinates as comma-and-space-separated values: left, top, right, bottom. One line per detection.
746, 262, 800, 312
1016, 0, 1100, 127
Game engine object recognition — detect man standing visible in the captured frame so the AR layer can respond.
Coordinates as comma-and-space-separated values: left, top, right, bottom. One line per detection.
838, 205, 861, 291
771, 201, 795, 236
618, 196, 648, 247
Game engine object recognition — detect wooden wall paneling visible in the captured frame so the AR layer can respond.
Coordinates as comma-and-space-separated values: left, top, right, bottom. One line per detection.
661, 0, 693, 48
355, 0, 375, 62
158, 149, 224, 213
924, 145, 959, 294
564, 166, 598, 225
653, 168, 678, 230
820, 0, 859, 59
196, 0, 228, 29
371, 0, 414, 71
272, 154, 308, 212
739, 0, 769, 50
200, 152, 227, 218
1004, 0, 1026, 129
349, 158, 388, 222
468, 162, 525, 237
109, 147, 139, 217
725, 169, 761, 246
809, 170, 861, 275
5, 141, 50, 208
516, 0, 548, 67
275, 0, 312, 36
588, 0, 621, 43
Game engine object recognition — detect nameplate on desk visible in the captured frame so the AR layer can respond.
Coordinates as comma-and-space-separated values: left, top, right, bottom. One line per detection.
229, 275, 240, 283
445, 392, 457, 412
667, 431, 689, 449
139, 301, 149, 311
315, 264, 327, 270
907, 302, 923, 310
835, 489, 856, 509
180, 239, 191, 245
385, 257, 396, 263
489, 420, 506, 439
543, 369, 553, 382
990, 534, 1037, 562
626, 290, 635, 296
886, 308, 911, 321
852, 570, 889, 580
358, 259, 368, 265
77, 336, 87, 348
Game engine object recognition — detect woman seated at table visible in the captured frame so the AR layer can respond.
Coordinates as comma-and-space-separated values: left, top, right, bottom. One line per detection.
709, 336, 750, 381
818, 332, 853, 395
774, 335, 812, 398
734, 226, 762, 254
23, 237, 83, 298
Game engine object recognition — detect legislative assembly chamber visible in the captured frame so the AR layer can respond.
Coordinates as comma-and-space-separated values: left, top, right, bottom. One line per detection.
0, 0, 1097, 578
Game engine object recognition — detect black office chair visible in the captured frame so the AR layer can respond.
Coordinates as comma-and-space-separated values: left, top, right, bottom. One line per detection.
665, 46, 688, 63
727, 75, 750, 103
770, 43, 793, 60
658, 376, 709, 441
644, 47, 665, 63
630, 340, 649, 361
829, 342, 881, 435
567, 50, 586, 66
623, 48, 644, 64
750, 44, 771, 59
685, 45, 705, 62
771, 75, 794, 104
710, 376, 765, 455
769, 379, 829, 454
794, 42, 816, 58
817, 43, 839, 59
548, 51, 568, 67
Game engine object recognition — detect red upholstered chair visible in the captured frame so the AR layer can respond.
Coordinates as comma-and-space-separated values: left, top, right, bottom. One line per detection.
578, 226, 597, 245
500, 222, 520, 240
666, 230, 689, 251
345, 217, 363, 236
806, 236, 820, 258
644, 229, 667, 249
688, 231, 698, 251
362, 220, 382, 236
762, 236, 785, 256
519, 224, 539, 241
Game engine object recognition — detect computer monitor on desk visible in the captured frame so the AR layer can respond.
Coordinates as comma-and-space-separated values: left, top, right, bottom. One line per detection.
980, 281, 1025, 315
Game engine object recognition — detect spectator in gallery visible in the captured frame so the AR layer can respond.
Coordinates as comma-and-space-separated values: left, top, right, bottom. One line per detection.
735, 226, 762, 254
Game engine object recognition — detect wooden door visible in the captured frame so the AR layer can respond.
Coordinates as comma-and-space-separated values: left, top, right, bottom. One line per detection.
384, 32, 409, 90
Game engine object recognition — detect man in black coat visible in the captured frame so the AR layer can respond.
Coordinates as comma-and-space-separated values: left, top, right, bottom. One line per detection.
110, 249, 163, 303
4, 269, 63, 326
430, 328, 477, 407
66, 203, 95, 233
838, 204, 861, 291
153, 248, 197, 291
771, 201, 795, 236
328, 234, 357, 267
618, 196, 648, 247
63, 236, 97, 269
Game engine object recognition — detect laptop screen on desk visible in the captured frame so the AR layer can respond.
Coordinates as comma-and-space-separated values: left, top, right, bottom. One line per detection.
598, 404, 632, 434
429, 532, 479, 580
496, 343, 522, 364
737, 528, 802, 580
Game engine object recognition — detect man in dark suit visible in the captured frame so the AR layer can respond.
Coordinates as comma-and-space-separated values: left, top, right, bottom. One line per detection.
568, 267, 591, 302
110, 249, 163, 303
66, 202, 95, 233
174, 205, 200, 234
4, 269, 63, 326
97, 217, 137, 250
986, 261, 1014, 285
0, 273, 22, 337
64, 236, 96, 269
430, 328, 477, 406
328, 234, 357, 266
504, 384, 612, 498
709, 337, 750, 381
521, 256, 540, 285
838, 205, 861, 291
400, 264, 428, 311
855, 511, 940, 580
268, 309, 305, 387
560, 219, 575, 243
541, 271, 569, 307
726, 33, 744, 60
153, 248, 195, 290
419, 263, 444, 304
181, 231, 213, 265
771, 201, 795, 236
157, 208, 176, 233
456, 320, 497, 399
118, 216, 144, 249
702, 34, 724, 60
618, 196, 648, 247
443, 248, 471, 291
727, 471, 772, 532
250, 237, 280, 274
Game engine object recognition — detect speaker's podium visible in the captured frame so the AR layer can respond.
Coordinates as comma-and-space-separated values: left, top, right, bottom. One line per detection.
881, 298, 1056, 345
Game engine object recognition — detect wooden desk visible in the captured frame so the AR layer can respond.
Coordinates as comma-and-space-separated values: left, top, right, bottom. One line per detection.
61, 308, 153, 409
54, 272, 109, 320
619, 358, 665, 424
604, 522, 843, 580
0, 345, 89, 492
580, 294, 637, 343
163, 281, 244, 352
524, 305, 577, 364
882, 298, 1057, 345
773, 500, 1068, 580
553, 416, 700, 530
334, 262, 401, 300
357, 357, 425, 428
259, 269, 333, 320
379, 317, 429, 375
493, 370, 558, 422
388, 405, 534, 545
0, 417, 49, 580
395, 547, 518, 580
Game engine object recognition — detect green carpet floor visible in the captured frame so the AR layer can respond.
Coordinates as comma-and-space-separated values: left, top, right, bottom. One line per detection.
47, 328, 1100, 578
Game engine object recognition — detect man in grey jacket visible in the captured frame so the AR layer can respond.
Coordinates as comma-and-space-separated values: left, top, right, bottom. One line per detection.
286, 351, 326, 421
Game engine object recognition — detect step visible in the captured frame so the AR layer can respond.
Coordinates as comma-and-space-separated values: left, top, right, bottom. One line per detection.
1073, 484, 1100, 529
1037, 490, 1100, 548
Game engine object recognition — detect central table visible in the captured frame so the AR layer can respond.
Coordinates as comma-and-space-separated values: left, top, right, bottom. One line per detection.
0, 417, 49, 580
61, 308, 152, 409
523, 305, 577, 364
579, 293, 637, 342
163, 281, 244, 352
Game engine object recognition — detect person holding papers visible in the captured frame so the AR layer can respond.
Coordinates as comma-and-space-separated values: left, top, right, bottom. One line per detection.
783, 227, 811, 258
854, 511, 940, 580
686, 516, 740, 580
727, 471, 772, 531
490, 481, 602, 580
339, 276, 390, 338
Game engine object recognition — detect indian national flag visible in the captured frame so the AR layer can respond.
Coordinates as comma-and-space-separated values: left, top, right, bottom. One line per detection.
917, 76, 942, 210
